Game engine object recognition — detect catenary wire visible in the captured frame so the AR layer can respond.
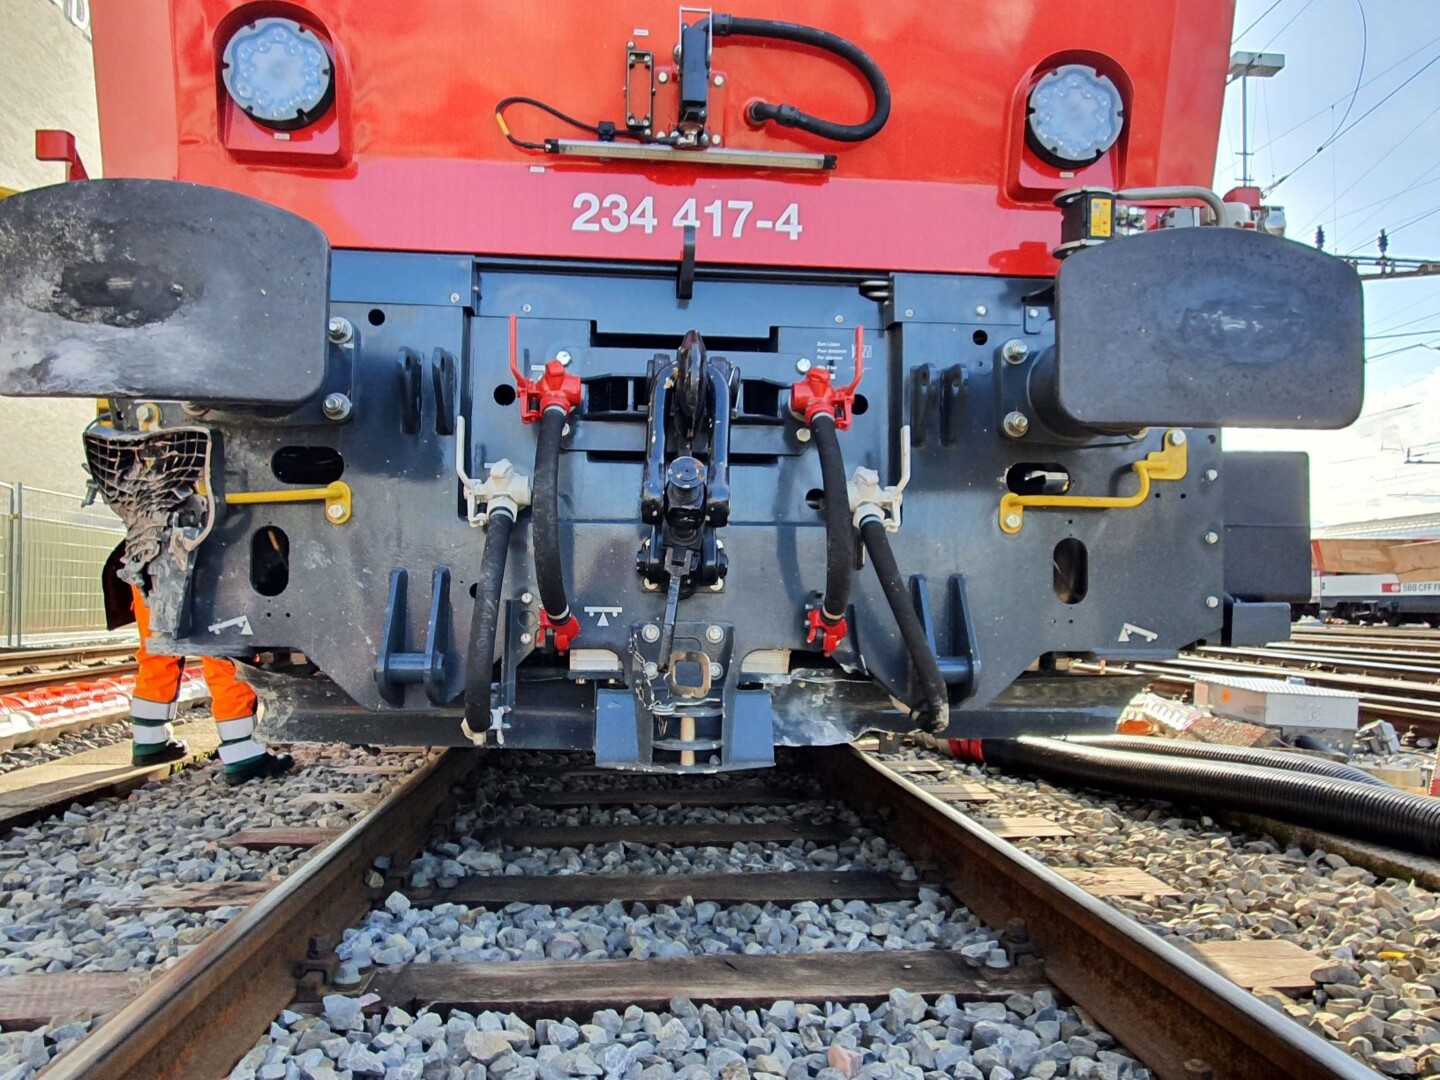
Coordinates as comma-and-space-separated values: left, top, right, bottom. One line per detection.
1234, 0, 1288, 43
1253, 32, 1440, 153
1267, 52, 1440, 195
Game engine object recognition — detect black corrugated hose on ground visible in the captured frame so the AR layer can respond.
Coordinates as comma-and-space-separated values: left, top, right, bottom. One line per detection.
960, 736, 1440, 857
1063, 734, 1389, 788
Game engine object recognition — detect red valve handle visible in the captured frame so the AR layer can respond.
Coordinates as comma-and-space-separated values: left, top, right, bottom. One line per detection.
805, 607, 848, 657
789, 325, 865, 430
536, 609, 580, 652
509, 313, 582, 423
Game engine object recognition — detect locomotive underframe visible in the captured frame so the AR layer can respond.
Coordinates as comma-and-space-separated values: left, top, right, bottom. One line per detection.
135, 253, 1303, 766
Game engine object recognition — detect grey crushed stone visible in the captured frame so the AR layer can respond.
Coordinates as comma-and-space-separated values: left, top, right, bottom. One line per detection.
0, 746, 422, 1075
881, 745, 1440, 1076
230, 991, 1149, 1080
335, 890, 998, 969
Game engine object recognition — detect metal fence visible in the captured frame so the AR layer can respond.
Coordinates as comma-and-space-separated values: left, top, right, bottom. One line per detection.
1, 482, 127, 646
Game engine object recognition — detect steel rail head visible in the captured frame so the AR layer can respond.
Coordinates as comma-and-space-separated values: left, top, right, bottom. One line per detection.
45, 749, 476, 1080
811, 746, 1376, 1080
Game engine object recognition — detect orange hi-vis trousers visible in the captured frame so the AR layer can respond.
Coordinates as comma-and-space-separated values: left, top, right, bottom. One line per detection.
130, 586, 264, 770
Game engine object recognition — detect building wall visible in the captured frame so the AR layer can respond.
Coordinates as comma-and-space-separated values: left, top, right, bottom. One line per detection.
0, 0, 105, 494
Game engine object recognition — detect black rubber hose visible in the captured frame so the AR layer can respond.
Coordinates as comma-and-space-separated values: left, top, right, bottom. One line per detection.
810, 413, 853, 624
860, 516, 949, 733
709, 14, 891, 142
463, 508, 514, 721
978, 736, 1440, 857
1065, 734, 1389, 788
532, 406, 571, 622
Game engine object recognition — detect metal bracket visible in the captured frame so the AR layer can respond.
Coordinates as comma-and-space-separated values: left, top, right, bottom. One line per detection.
226, 480, 352, 525
375, 567, 454, 706
625, 47, 655, 133
998, 428, 1188, 535
431, 348, 456, 435
908, 365, 938, 447
398, 348, 422, 434
940, 364, 967, 446
910, 574, 979, 696
677, 224, 697, 301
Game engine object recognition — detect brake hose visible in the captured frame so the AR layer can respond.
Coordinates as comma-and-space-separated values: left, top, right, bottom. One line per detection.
706, 15, 891, 143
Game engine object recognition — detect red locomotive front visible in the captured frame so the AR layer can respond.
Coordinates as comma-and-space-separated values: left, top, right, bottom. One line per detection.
0, 2, 1363, 769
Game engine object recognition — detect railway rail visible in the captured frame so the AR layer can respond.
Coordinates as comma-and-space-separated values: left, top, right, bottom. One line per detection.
33, 747, 1371, 1080
0, 642, 137, 694
1074, 625, 1440, 741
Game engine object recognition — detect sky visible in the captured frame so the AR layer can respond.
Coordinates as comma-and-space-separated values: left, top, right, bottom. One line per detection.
1217, 0, 1440, 525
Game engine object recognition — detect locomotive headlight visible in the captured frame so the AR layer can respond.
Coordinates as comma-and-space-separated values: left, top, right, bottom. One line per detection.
221, 18, 334, 130
1026, 64, 1124, 168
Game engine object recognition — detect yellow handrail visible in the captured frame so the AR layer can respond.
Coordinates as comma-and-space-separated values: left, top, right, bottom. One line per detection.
999, 430, 1188, 535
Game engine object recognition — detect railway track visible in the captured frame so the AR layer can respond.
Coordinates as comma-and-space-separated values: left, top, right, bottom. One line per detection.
1072, 625, 1440, 741
0, 642, 138, 694
35, 747, 1370, 1080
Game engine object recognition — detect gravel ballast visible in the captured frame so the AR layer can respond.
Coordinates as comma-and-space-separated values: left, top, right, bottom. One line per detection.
229, 990, 1148, 1080
882, 747, 1440, 1077
0, 746, 424, 1078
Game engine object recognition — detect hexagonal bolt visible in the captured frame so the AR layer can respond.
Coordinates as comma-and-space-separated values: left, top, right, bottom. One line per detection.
657, 71, 670, 84
1004, 512, 1022, 531
643, 661, 660, 678
709, 661, 723, 678
1205, 595, 1220, 609
796, 428, 812, 443
1204, 469, 1219, 482
555, 350, 573, 367
327, 316, 354, 344
1002, 411, 1030, 439
1204, 531, 1219, 545
795, 358, 812, 373
520, 632, 533, 645
520, 591, 534, 604
975, 305, 988, 317
1169, 430, 1187, 446
322, 392, 352, 421
642, 623, 661, 642
326, 503, 346, 521
713, 74, 725, 87
705, 624, 724, 643
1001, 339, 1030, 365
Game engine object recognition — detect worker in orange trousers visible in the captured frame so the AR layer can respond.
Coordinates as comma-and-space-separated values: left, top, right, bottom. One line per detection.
124, 584, 293, 786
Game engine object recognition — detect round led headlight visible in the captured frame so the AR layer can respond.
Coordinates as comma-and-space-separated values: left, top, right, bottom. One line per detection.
1026, 64, 1124, 168
221, 18, 334, 131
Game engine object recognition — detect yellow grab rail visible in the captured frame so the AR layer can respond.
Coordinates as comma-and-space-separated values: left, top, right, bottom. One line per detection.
999, 429, 1187, 535
226, 480, 352, 525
